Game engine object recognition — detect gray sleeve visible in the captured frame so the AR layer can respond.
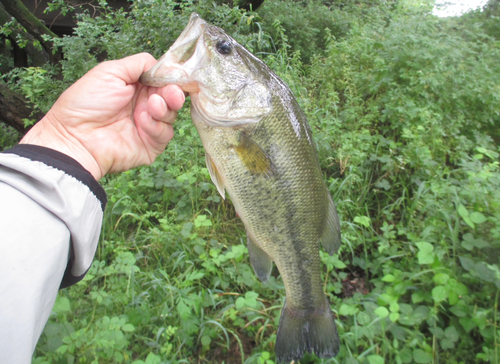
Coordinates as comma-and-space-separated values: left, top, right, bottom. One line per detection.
0, 144, 107, 363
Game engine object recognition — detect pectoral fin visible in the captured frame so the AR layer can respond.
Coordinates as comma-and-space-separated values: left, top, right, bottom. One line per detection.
205, 153, 225, 199
246, 232, 273, 282
320, 192, 342, 255
233, 134, 277, 178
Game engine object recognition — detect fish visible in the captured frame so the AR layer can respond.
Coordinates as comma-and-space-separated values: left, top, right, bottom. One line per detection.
140, 13, 342, 363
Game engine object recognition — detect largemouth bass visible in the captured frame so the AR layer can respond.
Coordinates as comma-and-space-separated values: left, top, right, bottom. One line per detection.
140, 13, 342, 363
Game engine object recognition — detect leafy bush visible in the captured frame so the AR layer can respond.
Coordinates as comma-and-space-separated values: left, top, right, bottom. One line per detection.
304, 5, 500, 363
0, 124, 20, 151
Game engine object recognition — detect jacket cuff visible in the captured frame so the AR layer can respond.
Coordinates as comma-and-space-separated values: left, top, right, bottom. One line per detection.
3, 144, 107, 210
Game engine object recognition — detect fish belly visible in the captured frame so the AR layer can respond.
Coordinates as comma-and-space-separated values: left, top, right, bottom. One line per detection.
192, 95, 340, 362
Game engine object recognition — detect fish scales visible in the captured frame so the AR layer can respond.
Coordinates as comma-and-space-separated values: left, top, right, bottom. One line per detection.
140, 13, 342, 363
197, 94, 327, 308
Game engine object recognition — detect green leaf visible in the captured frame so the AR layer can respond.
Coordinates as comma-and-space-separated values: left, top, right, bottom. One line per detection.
459, 317, 476, 332
53, 296, 71, 314
389, 301, 400, 312
444, 326, 459, 342
177, 300, 191, 319
375, 179, 391, 190
476, 147, 499, 159
415, 241, 433, 253
56, 345, 68, 354
432, 286, 448, 302
354, 215, 371, 228
389, 312, 400, 322
416, 242, 435, 264
122, 323, 135, 332
382, 274, 395, 282
457, 205, 475, 228
440, 338, 454, 350
235, 297, 246, 310
400, 348, 413, 363
144, 353, 161, 364
244, 291, 259, 308
357, 311, 371, 325
429, 327, 443, 338
459, 256, 475, 271
339, 303, 359, 316
201, 335, 212, 347
411, 292, 425, 304
413, 349, 432, 363
447, 278, 468, 305
374, 306, 389, 318
470, 212, 486, 224
367, 355, 385, 364
432, 273, 449, 285
463, 216, 475, 229
261, 352, 271, 360
457, 204, 469, 219
195, 214, 212, 227
450, 302, 469, 317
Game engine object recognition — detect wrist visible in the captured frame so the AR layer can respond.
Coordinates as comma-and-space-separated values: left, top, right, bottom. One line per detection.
20, 116, 103, 180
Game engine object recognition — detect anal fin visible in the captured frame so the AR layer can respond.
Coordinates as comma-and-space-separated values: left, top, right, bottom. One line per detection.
205, 153, 225, 200
246, 232, 273, 282
321, 192, 342, 255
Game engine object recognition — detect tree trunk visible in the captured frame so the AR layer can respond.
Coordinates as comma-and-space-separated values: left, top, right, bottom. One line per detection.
0, 2, 51, 67
0, 0, 60, 64
0, 80, 43, 133
0, 0, 59, 134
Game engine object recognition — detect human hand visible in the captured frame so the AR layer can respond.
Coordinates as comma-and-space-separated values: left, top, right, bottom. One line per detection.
20, 53, 185, 180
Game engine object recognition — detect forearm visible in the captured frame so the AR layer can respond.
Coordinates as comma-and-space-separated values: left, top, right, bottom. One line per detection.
0, 145, 107, 362
0, 182, 70, 362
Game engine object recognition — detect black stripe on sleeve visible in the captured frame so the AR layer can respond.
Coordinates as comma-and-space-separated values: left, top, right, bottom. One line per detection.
2, 144, 107, 210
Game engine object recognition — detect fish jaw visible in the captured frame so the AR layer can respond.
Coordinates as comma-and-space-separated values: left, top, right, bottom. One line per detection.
140, 12, 273, 127
139, 13, 205, 92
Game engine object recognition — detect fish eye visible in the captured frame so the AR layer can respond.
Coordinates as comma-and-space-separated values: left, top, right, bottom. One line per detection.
216, 39, 232, 55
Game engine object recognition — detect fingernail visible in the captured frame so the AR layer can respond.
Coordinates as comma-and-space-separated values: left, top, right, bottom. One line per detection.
177, 87, 186, 104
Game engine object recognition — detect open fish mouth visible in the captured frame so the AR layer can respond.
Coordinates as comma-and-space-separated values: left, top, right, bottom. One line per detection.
139, 13, 206, 91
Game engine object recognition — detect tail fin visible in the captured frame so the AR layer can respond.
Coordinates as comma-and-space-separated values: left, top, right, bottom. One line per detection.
275, 301, 340, 363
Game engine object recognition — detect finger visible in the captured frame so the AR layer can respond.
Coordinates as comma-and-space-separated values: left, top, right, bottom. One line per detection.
136, 110, 175, 152
157, 85, 186, 111
105, 53, 158, 85
133, 84, 151, 126
147, 94, 171, 123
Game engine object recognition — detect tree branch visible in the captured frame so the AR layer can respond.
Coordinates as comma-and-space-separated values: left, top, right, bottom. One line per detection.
0, 80, 43, 133
0, 2, 50, 66
0, 0, 60, 63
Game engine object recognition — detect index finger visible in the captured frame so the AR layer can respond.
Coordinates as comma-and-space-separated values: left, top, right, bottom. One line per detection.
106, 53, 159, 85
